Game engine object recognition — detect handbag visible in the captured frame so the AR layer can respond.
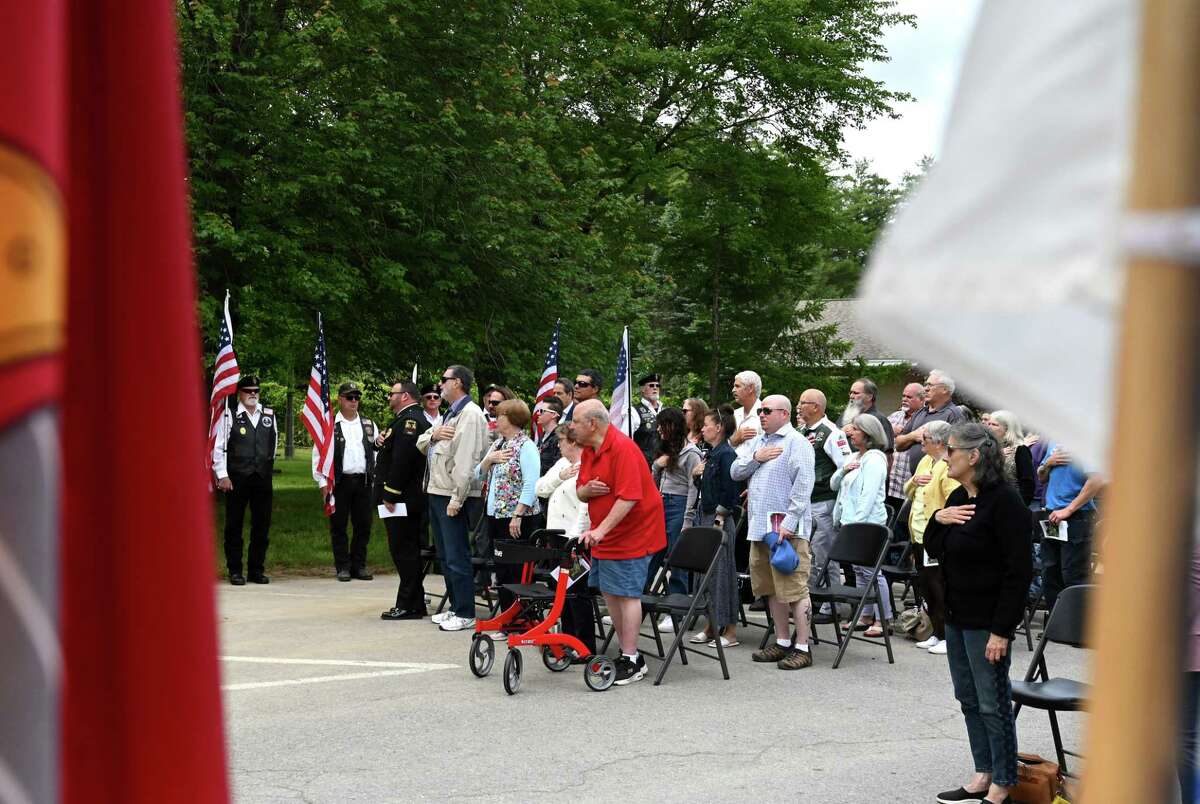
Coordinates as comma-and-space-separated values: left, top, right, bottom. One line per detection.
762, 531, 800, 575
896, 606, 933, 642
1013, 753, 1061, 804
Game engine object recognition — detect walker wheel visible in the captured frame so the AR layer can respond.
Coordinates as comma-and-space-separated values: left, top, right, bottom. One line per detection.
583, 655, 616, 691
469, 634, 495, 678
541, 645, 572, 672
503, 648, 523, 695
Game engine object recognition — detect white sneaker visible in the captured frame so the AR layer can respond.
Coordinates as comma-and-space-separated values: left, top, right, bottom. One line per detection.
914, 636, 939, 649
431, 611, 453, 625
657, 616, 675, 633
601, 615, 613, 626
486, 631, 507, 641
438, 615, 476, 632
928, 639, 947, 655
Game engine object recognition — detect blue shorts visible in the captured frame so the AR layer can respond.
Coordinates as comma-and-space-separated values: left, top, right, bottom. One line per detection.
589, 555, 652, 598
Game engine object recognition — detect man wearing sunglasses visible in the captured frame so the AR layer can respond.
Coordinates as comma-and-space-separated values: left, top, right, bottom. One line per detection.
313, 382, 378, 582
629, 372, 663, 465
417, 365, 489, 632
213, 374, 278, 586
420, 384, 442, 425
572, 369, 603, 404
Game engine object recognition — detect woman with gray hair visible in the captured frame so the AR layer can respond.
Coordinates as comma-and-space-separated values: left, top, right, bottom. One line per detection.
903, 419, 958, 655
986, 410, 1035, 506
925, 422, 1032, 804
830, 413, 891, 638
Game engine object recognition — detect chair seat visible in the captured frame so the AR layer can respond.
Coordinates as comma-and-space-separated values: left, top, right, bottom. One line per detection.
880, 564, 916, 577
1011, 677, 1089, 710
811, 582, 875, 602
500, 583, 556, 600
642, 593, 699, 612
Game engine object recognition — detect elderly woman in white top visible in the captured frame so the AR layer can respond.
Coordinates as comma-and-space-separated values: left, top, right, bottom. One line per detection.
831, 413, 891, 638
535, 427, 595, 656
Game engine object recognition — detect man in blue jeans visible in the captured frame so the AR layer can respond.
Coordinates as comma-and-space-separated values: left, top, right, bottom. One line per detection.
1037, 443, 1104, 612
417, 365, 489, 632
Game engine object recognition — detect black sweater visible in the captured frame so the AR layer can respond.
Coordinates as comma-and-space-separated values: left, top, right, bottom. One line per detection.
924, 483, 1033, 637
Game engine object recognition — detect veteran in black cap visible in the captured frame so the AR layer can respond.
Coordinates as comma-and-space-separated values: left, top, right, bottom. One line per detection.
376, 379, 433, 619
212, 374, 278, 585
420, 383, 442, 425
630, 372, 663, 465
314, 381, 379, 581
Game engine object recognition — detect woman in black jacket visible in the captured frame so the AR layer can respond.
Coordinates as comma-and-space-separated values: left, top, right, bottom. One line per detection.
684, 406, 741, 648
925, 423, 1033, 804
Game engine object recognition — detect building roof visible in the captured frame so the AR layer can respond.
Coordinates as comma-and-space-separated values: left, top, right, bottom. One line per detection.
814, 298, 912, 366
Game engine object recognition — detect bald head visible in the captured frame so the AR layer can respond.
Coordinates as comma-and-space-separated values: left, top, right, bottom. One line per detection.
761, 394, 792, 435
900, 382, 925, 414
797, 388, 827, 426
570, 399, 610, 448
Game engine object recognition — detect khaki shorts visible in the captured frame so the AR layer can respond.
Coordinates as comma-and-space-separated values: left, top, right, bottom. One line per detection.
749, 538, 812, 604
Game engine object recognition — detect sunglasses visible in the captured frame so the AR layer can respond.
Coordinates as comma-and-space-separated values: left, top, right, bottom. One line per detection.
342, 394, 361, 401
241, 388, 260, 394
440, 375, 456, 383
486, 400, 501, 408
644, 383, 660, 388
758, 407, 782, 416
574, 380, 594, 388
537, 408, 558, 416
423, 394, 440, 401
946, 444, 973, 455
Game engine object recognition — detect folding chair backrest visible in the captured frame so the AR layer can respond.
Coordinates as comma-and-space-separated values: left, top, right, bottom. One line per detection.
667, 526, 724, 574
827, 522, 891, 567
1043, 584, 1092, 648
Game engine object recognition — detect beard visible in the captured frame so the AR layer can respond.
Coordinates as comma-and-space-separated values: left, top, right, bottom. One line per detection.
840, 402, 862, 427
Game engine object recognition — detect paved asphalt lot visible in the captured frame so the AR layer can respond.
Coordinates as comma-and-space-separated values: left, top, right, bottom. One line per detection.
218, 575, 1088, 804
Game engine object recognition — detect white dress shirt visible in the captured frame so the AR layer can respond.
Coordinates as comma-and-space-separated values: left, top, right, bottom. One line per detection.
535, 458, 591, 538
732, 398, 763, 458
313, 412, 366, 484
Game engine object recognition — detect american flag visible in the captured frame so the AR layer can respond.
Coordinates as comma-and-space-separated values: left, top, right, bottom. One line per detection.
608, 326, 633, 436
205, 290, 240, 485
303, 314, 336, 515
532, 320, 560, 439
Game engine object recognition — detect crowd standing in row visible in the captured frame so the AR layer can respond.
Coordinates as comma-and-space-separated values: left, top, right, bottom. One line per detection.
213, 365, 1106, 804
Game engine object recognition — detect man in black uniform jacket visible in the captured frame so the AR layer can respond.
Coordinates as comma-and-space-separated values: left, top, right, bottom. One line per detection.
632, 373, 663, 465
314, 381, 378, 582
213, 374, 277, 585
377, 380, 432, 620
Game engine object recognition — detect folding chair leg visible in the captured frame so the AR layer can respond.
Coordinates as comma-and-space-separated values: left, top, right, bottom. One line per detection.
592, 597, 608, 645
1048, 710, 1068, 775
759, 607, 774, 650
1020, 603, 1035, 651
709, 603, 729, 680
673, 616, 689, 666
649, 613, 666, 658
882, 615, 894, 664
832, 596, 869, 670
653, 619, 687, 686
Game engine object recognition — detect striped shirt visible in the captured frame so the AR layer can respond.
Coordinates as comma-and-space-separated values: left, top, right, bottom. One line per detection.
730, 423, 816, 541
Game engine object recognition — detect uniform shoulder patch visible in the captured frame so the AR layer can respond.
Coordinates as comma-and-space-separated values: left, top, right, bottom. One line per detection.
262, 407, 274, 415
404, 419, 418, 434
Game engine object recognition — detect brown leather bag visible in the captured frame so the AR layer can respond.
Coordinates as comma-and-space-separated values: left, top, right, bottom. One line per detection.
1013, 753, 1061, 804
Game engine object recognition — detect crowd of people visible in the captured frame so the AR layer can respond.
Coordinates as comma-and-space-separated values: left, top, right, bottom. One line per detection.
214, 364, 1109, 804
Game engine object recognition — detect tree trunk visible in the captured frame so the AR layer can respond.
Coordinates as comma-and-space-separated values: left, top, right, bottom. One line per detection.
707, 236, 723, 402
284, 386, 295, 458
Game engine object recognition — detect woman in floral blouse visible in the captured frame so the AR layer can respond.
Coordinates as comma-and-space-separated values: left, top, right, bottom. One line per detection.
474, 399, 542, 622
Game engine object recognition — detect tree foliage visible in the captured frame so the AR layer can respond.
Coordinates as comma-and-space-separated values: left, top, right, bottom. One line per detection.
179, 0, 915, 410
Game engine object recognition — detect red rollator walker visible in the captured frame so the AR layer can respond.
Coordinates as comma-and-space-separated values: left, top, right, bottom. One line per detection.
467, 529, 616, 694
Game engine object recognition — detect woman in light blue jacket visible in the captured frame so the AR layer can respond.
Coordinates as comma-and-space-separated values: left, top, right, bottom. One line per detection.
831, 413, 891, 638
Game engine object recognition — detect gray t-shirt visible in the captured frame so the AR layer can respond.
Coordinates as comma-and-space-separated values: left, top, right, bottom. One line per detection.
901, 403, 963, 473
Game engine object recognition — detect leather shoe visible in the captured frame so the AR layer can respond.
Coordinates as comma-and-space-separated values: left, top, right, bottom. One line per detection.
381, 608, 426, 620
229, 573, 246, 586
351, 569, 374, 581
248, 573, 270, 584
336, 569, 351, 582
812, 612, 835, 624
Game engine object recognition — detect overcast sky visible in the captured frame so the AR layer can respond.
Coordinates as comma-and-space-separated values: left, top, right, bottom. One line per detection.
841, 0, 983, 181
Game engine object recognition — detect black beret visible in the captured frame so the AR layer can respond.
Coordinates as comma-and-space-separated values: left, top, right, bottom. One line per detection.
420, 384, 439, 396
237, 375, 261, 390
637, 373, 660, 386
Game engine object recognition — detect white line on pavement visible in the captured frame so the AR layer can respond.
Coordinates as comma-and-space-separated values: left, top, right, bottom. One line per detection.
221, 656, 458, 670
223, 669, 434, 691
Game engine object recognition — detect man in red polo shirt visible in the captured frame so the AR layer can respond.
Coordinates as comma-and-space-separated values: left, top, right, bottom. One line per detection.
572, 399, 666, 685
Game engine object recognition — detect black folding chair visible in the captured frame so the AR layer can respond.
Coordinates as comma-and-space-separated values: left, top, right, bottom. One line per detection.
809, 522, 895, 669
1012, 584, 1092, 776
603, 526, 731, 685
881, 499, 918, 614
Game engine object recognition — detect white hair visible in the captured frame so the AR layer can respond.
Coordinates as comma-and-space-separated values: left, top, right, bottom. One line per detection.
988, 410, 1024, 448
928, 369, 956, 395
734, 370, 762, 396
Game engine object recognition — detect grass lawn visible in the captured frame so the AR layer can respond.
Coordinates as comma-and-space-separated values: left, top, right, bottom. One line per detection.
213, 455, 398, 579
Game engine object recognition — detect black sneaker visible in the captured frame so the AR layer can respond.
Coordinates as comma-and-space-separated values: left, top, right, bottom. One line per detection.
614, 655, 646, 686
935, 788, 985, 803
229, 573, 246, 586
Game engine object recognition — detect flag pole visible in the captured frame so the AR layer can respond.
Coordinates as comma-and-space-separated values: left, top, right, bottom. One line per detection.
1082, 1, 1200, 799
625, 327, 633, 438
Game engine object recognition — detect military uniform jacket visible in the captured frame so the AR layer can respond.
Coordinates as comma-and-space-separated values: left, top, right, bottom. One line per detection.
801, 416, 852, 503
214, 403, 278, 480
375, 403, 430, 510
632, 399, 660, 464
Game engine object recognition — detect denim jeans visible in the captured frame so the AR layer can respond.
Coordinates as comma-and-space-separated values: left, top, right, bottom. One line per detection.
945, 624, 1018, 787
1181, 672, 1200, 804
428, 494, 480, 618
645, 493, 689, 596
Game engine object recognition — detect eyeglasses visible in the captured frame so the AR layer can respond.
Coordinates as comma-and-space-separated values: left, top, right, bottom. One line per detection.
798, 400, 817, 406
574, 380, 594, 388
342, 394, 361, 401
423, 394, 440, 401
946, 444, 973, 455
644, 383, 660, 388
486, 400, 501, 408
440, 375, 456, 383
758, 407, 782, 416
